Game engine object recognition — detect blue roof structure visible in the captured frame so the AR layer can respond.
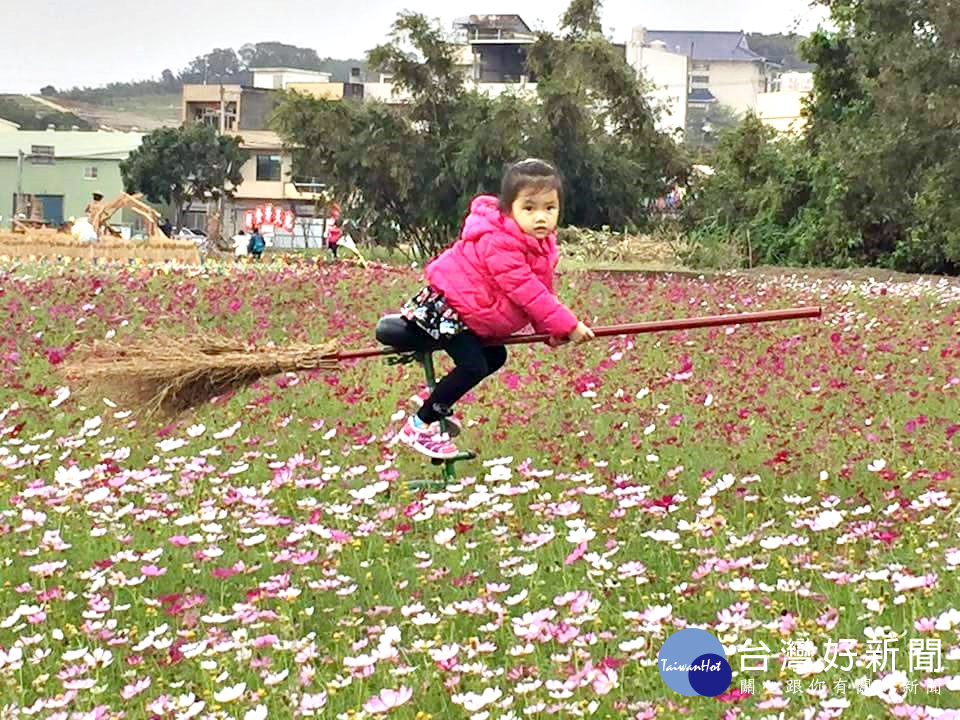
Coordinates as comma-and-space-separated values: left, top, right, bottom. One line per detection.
644, 30, 765, 62
688, 88, 717, 103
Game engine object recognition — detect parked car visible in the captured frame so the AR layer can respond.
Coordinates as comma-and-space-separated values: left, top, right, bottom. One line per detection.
173, 228, 207, 247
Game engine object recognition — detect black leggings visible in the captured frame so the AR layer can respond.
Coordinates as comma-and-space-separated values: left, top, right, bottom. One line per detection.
417, 330, 507, 424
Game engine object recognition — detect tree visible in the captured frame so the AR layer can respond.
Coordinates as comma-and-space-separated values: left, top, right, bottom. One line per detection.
160, 69, 179, 92
120, 124, 246, 226
238, 42, 324, 70
796, 0, 960, 272
526, 0, 689, 228
684, 103, 742, 156
183, 48, 243, 84
272, 0, 688, 259
274, 12, 537, 259
682, 0, 960, 274
745, 33, 815, 71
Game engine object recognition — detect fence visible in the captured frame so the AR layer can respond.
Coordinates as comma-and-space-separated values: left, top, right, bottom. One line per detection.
264, 218, 330, 251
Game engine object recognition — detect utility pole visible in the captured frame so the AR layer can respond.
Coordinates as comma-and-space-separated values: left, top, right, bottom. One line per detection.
15, 149, 25, 215
219, 83, 226, 133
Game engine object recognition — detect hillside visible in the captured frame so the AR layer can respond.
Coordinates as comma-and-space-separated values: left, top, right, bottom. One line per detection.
47, 94, 182, 131
0, 95, 92, 131
746, 32, 815, 70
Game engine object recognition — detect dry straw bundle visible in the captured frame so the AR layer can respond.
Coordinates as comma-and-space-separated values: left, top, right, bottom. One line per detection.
65, 334, 341, 418
0, 230, 201, 264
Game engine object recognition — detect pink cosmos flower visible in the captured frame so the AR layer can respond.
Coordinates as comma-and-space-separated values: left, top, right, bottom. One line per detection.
363, 687, 412, 714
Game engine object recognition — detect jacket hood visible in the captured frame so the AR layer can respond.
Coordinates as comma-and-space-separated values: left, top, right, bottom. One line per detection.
461, 195, 512, 242
461, 194, 555, 250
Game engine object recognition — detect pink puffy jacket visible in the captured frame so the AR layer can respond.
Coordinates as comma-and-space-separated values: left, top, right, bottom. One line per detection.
425, 195, 579, 340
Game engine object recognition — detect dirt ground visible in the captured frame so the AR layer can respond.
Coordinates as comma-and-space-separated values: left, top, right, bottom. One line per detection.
47, 98, 177, 131
566, 233, 960, 286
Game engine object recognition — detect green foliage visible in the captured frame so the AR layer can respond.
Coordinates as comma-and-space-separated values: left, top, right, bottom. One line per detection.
50, 71, 184, 103
0, 96, 91, 130
681, 114, 813, 268
272, 1, 687, 261
527, 6, 691, 230
684, 103, 742, 156
746, 33, 815, 71
119, 124, 246, 224
683, 0, 960, 275
43, 44, 367, 102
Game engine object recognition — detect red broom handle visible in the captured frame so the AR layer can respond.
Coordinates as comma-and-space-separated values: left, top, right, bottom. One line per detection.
335, 306, 822, 361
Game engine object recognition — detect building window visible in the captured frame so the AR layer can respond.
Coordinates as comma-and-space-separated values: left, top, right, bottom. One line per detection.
256, 154, 282, 182
83, 166, 98, 180
690, 75, 710, 86
30, 145, 55, 165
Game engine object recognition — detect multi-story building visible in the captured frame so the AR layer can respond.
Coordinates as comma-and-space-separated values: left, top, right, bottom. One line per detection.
631, 28, 774, 116
453, 14, 538, 96
364, 14, 540, 103
625, 28, 690, 136
179, 68, 358, 238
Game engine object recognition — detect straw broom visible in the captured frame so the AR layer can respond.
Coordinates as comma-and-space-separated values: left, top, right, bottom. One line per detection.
63, 307, 821, 421
67, 335, 341, 418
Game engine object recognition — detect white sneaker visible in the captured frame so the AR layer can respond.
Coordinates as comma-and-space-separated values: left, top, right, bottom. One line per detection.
397, 416, 461, 459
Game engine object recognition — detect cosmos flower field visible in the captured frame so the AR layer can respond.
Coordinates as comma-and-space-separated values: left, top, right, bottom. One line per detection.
0, 257, 958, 720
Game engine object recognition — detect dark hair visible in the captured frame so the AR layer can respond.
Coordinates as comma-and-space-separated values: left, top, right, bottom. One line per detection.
498, 158, 563, 213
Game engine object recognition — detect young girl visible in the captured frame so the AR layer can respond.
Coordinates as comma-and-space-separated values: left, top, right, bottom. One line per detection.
396, 158, 595, 459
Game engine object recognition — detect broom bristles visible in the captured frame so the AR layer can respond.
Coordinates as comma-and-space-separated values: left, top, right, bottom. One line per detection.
64, 334, 341, 419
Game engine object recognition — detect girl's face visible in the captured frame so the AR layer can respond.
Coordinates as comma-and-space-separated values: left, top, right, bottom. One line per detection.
509, 187, 560, 239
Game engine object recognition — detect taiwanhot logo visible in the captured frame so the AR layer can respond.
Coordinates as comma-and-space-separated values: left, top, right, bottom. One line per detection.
657, 628, 732, 697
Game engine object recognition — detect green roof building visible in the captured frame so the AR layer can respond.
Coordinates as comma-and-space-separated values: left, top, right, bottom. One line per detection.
0, 130, 146, 228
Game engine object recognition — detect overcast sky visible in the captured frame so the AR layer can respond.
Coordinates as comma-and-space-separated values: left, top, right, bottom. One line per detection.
0, 0, 831, 93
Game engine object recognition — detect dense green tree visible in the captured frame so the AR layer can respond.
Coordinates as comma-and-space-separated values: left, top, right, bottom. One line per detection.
273, 0, 688, 259
120, 124, 246, 226
683, 0, 960, 274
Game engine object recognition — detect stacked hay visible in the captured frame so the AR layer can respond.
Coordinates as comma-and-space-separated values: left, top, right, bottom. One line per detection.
0, 230, 201, 265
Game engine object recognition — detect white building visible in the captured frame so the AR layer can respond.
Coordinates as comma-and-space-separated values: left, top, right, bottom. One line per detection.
633, 28, 774, 115
757, 73, 815, 134
251, 68, 332, 90
626, 28, 689, 135
363, 14, 540, 104
774, 71, 814, 93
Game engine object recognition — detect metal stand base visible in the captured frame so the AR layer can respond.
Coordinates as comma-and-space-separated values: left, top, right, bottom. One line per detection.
388, 350, 477, 491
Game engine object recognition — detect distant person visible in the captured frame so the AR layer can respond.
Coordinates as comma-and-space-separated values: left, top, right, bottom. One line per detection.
85, 192, 104, 217
326, 220, 341, 259
158, 218, 173, 238
247, 226, 266, 260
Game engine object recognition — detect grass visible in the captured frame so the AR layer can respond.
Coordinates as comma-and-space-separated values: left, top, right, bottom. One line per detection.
85, 93, 181, 121
0, 256, 958, 719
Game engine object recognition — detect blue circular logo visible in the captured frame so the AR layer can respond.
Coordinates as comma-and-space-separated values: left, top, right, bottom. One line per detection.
657, 628, 732, 697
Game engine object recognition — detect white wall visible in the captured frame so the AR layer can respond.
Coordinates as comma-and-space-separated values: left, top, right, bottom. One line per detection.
703, 62, 767, 113
757, 90, 809, 133
252, 69, 332, 90
777, 71, 814, 92
361, 82, 414, 104
626, 41, 689, 135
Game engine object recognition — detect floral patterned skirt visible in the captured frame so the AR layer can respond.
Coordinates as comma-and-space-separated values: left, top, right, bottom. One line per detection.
400, 285, 468, 340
